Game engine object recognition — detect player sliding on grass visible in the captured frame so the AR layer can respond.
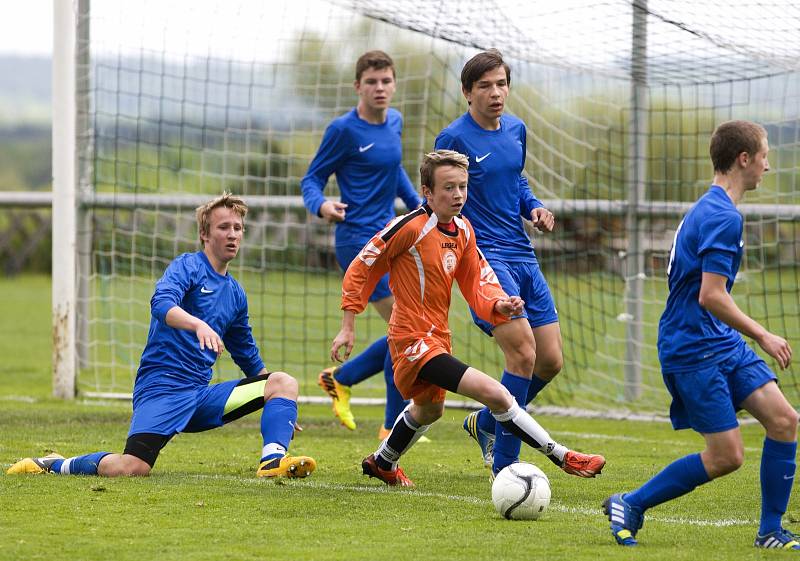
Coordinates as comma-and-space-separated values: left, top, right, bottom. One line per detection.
8, 193, 315, 479
603, 120, 798, 549
302, 50, 422, 439
330, 149, 605, 487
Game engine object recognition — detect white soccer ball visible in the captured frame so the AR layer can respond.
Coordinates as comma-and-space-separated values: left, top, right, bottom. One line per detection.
491, 462, 551, 520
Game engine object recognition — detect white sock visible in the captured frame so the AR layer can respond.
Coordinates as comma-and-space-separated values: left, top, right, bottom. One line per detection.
492, 402, 567, 462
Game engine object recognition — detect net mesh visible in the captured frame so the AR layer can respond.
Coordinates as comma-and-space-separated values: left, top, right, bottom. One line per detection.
73, 0, 800, 413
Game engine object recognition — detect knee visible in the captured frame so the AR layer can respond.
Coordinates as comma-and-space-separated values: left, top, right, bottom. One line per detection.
504, 342, 535, 376
484, 382, 514, 412
265, 371, 299, 400
705, 448, 744, 478
411, 402, 443, 425
103, 454, 151, 477
769, 409, 800, 441
535, 353, 563, 379
125, 458, 152, 477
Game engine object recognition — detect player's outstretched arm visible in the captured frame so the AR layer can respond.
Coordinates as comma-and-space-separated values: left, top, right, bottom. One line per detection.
331, 310, 356, 363
165, 305, 225, 355
699, 272, 792, 368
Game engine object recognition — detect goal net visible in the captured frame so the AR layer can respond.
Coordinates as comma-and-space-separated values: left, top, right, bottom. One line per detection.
60, 0, 800, 415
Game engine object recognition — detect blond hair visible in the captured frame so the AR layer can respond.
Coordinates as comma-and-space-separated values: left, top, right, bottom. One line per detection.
195, 192, 248, 246
419, 149, 469, 191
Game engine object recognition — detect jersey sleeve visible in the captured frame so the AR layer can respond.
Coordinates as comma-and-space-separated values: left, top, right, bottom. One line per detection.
222, 290, 266, 377
150, 254, 196, 322
301, 122, 350, 217
434, 129, 460, 153
454, 221, 509, 325
698, 211, 743, 281
341, 216, 417, 314
516, 125, 543, 218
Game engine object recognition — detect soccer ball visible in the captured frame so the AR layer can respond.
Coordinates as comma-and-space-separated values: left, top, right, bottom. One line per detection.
491, 462, 551, 520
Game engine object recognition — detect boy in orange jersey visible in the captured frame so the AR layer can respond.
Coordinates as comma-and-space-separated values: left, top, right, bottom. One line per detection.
330, 150, 605, 487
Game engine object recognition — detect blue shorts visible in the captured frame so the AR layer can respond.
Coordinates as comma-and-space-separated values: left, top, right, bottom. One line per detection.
336, 243, 391, 302
128, 375, 270, 436
662, 342, 777, 433
471, 258, 558, 335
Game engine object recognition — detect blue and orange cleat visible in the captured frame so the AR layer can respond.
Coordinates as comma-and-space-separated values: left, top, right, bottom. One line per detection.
602, 493, 644, 546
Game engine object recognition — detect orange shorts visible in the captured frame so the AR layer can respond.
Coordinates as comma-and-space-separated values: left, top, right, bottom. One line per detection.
388, 333, 451, 404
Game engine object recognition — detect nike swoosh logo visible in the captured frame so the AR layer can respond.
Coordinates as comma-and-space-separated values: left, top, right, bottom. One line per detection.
200, 287, 214, 294
359, 143, 375, 153
784, 474, 794, 480
476, 152, 491, 163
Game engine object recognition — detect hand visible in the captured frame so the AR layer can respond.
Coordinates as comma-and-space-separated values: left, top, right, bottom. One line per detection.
495, 296, 525, 317
319, 200, 348, 223
531, 207, 555, 232
196, 321, 224, 355
757, 331, 792, 369
330, 328, 355, 363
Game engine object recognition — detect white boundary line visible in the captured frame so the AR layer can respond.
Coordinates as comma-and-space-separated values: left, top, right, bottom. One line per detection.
185, 474, 757, 528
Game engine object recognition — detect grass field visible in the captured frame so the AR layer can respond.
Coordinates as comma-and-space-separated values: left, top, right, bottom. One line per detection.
1, 274, 798, 561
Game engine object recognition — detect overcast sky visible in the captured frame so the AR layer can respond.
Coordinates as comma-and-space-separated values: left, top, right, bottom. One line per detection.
2, 1, 52, 55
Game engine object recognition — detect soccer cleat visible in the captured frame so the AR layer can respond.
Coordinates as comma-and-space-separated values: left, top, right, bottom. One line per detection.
602, 493, 644, 546
317, 367, 356, 430
561, 450, 605, 478
6, 453, 64, 475
462, 410, 495, 467
257, 454, 316, 478
754, 528, 800, 550
361, 454, 414, 487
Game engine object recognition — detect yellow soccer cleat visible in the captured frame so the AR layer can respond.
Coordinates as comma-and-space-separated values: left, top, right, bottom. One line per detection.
257, 454, 316, 478
6, 453, 64, 475
318, 367, 356, 430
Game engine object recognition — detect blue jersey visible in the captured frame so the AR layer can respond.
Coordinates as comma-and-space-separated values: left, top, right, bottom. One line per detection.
658, 185, 745, 371
134, 251, 265, 395
435, 112, 543, 262
301, 107, 421, 246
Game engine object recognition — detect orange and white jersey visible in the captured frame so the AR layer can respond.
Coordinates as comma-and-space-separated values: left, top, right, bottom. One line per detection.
342, 204, 509, 358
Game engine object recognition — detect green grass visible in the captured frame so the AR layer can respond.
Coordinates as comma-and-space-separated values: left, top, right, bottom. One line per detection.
2, 274, 799, 560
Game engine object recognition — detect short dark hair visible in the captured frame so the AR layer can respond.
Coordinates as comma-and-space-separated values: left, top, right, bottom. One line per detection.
420, 149, 469, 191
710, 120, 767, 173
460, 49, 510, 92
355, 50, 395, 81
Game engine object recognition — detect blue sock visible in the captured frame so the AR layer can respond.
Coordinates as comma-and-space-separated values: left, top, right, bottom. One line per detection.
476, 406, 495, 434
759, 437, 797, 535
51, 452, 111, 475
382, 348, 408, 430
335, 336, 388, 386
260, 397, 298, 462
525, 375, 549, 404
625, 453, 710, 511
492, 371, 532, 473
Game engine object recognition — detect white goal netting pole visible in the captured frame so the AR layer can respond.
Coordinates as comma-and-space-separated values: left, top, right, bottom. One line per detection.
52, 0, 79, 399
